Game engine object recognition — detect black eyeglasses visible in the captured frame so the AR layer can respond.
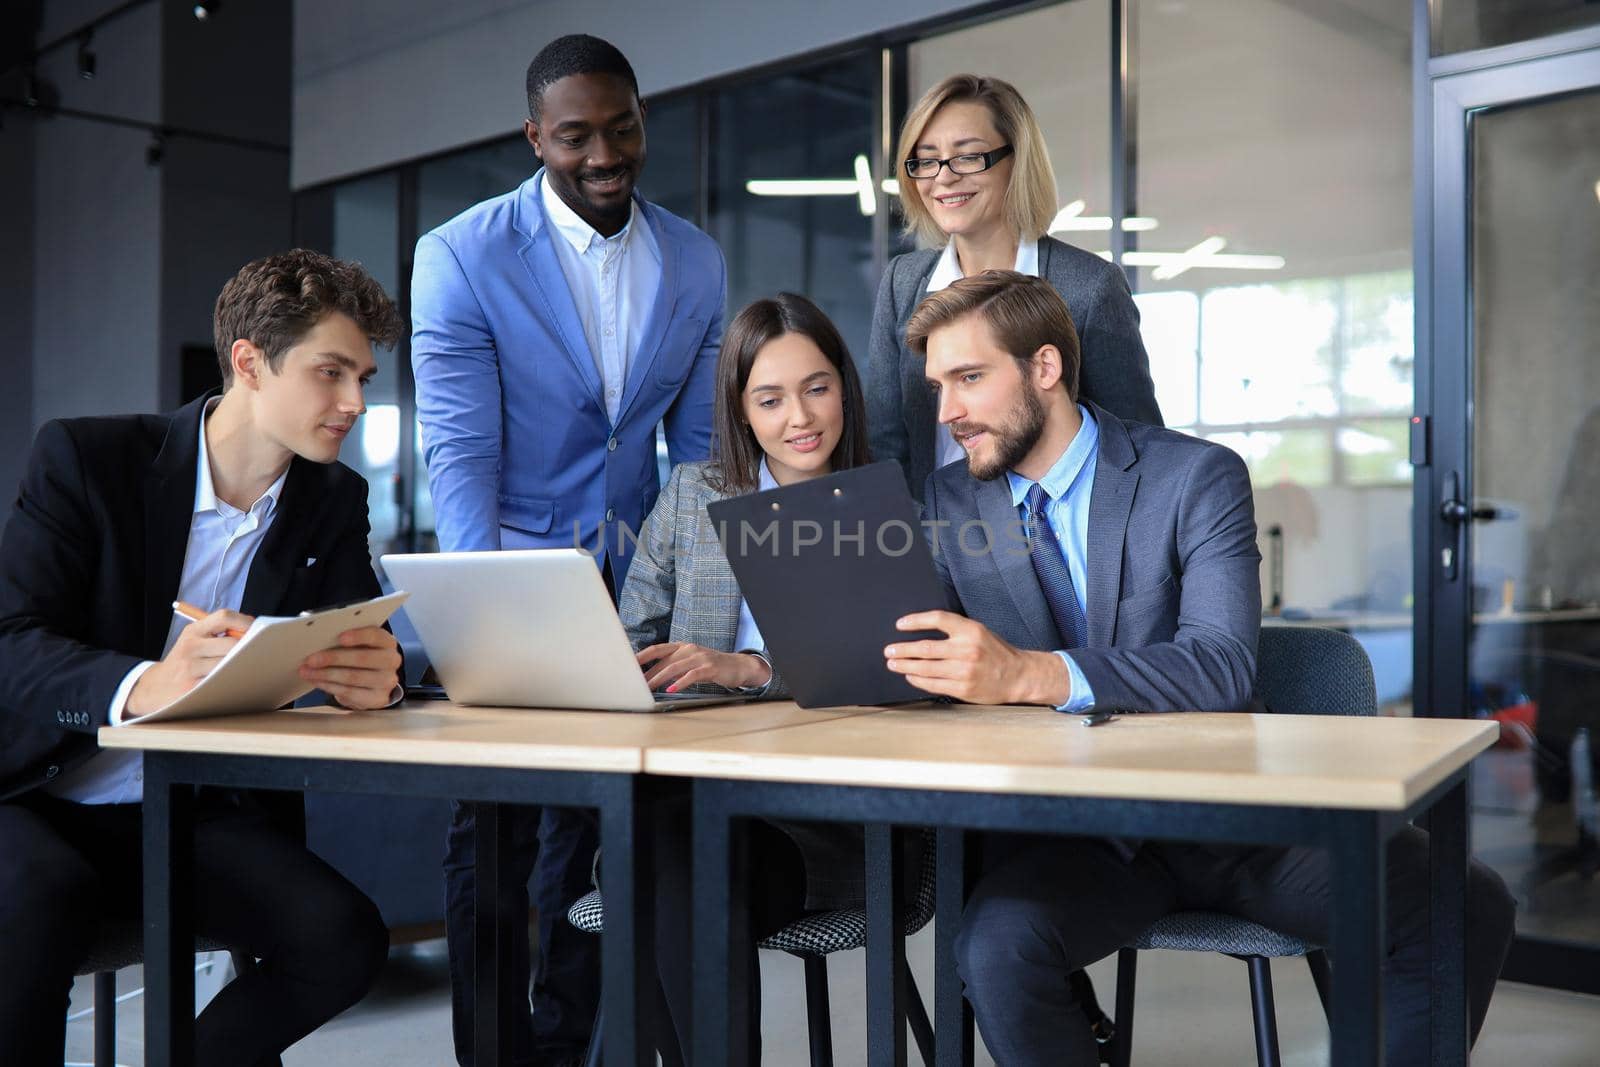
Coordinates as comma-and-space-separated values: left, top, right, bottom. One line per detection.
903, 144, 1014, 180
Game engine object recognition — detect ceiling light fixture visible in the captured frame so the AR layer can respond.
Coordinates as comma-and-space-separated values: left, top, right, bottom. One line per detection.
1149, 236, 1229, 280
1048, 200, 1158, 233
1094, 241, 1285, 277
853, 154, 876, 217
193, 1, 220, 21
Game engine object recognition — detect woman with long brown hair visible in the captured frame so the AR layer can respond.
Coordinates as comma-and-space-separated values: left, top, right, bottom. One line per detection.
618, 291, 884, 1061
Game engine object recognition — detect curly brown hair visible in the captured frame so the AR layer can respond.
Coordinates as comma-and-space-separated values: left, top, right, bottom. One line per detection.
212, 249, 403, 387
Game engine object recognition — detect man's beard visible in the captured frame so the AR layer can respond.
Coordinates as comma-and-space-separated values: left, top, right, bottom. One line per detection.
952, 385, 1048, 481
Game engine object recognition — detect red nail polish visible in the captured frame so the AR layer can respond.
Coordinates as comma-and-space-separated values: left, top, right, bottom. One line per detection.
666, 683, 678, 693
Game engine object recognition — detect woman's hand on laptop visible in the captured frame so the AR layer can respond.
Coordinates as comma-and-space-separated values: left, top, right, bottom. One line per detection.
637, 643, 771, 694
299, 626, 403, 709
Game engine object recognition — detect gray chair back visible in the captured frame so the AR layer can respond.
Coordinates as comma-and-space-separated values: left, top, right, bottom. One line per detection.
1254, 625, 1377, 717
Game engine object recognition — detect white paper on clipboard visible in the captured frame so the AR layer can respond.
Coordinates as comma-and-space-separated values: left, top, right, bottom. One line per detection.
125, 591, 410, 723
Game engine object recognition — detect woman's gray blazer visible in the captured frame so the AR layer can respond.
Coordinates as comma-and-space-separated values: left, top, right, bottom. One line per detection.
866, 235, 1164, 499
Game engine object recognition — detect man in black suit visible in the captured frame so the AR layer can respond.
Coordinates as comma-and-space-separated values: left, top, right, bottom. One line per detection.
0, 249, 406, 1066
884, 272, 1515, 1066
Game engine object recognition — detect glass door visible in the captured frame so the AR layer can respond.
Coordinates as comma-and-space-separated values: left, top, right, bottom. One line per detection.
1422, 33, 1600, 993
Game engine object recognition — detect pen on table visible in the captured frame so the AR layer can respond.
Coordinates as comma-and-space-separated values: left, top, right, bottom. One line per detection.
1079, 711, 1116, 727
172, 600, 247, 639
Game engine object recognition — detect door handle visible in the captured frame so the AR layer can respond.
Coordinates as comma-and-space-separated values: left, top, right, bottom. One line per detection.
1439, 499, 1501, 524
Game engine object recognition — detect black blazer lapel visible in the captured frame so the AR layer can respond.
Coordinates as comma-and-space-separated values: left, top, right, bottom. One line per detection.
1084, 405, 1139, 647
141, 396, 209, 656
973, 476, 1058, 650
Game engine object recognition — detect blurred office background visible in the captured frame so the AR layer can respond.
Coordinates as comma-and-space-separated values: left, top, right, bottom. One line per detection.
5, 0, 1600, 1044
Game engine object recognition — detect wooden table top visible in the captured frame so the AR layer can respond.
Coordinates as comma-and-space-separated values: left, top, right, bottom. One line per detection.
97, 699, 875, 774
644, 706, 1500, 810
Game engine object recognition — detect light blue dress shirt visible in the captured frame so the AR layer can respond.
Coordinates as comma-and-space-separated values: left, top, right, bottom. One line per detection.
45, 400, 288, 805
541, 175, 663, 426
732, 459, 780, 655
1005, 404, 1099, 712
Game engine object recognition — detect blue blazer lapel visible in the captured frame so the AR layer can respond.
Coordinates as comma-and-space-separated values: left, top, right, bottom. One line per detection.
617, 199, 677, 425
1084, 406, 1139, 647
515, 176, 604, 411
974, 476, 1058, 650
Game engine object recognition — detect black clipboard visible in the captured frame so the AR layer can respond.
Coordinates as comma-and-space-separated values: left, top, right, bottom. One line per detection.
707, 462, 947, 708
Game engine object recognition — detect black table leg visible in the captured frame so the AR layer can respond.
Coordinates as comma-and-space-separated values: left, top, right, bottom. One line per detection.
691, 781, 735, 1066
934, 827, 975, 1067
143, 754, 195, 1067
1429, 777, 1469, 1066
865, 823, 908, 1067
599, 775, 652, 1067
1328, 812, 1386, 1066
473, 801, 515, 1066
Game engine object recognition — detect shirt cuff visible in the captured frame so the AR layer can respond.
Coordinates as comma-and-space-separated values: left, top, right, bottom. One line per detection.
109, 661, 159, 725
735, 649, 775, 696
1052, 651, 1096, 713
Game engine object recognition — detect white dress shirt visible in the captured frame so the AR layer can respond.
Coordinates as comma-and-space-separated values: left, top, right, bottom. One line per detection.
731, 460, 782, 656
45, 400, 288, 805
541, 174, 663, 425
926, 236, 1042, 469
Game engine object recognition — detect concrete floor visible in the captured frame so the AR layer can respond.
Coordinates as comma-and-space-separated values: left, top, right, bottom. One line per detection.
66, 925, 1600, 1066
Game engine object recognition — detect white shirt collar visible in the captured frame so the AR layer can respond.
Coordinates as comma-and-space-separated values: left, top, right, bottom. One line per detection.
757, 457, 780, 492
540, 171, 654, 261
925, 234, 1041, 293
194, 398, 289, 519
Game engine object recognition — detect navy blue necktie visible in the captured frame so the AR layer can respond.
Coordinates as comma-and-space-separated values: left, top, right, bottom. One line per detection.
1024, 483, 1087, 650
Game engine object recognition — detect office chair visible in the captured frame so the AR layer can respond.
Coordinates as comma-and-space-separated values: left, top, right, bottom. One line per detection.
567, 827, 938, 1067
1108, 624, 1372, 1067
76, 921, 237, 1067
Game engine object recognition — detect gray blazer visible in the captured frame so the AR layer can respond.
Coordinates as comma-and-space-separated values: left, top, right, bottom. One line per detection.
621, 462, 913, 909
619, 461, 790, 699
924, 403, 1262, 712
868, 236, 1164, 500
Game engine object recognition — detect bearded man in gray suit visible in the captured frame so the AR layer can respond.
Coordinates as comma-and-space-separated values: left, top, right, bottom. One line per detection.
882, 271, 1514, 1067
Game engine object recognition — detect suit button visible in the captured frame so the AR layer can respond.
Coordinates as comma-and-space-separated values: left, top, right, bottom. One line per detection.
605, 508, 616, 522
45, 765, 60, 779
607, 437, 618, 452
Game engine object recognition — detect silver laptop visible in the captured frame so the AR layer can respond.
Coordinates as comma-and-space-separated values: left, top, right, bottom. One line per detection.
380, 549, 756, 712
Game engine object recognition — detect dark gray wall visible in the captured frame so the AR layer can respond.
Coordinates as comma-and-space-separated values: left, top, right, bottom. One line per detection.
10, 0, 290, 444
292, 0, 989, 188
160, 0, 292, 404
0, 118, 35, 509
31, 0, 164, 426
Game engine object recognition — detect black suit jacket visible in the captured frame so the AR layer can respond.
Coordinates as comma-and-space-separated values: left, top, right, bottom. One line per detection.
0, 393, 384, 800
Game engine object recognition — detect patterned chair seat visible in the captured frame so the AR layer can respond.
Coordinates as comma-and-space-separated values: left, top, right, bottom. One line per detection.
1128, 911, 1315, 958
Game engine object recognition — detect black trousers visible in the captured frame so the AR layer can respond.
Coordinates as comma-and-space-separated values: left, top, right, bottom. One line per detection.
953, 828, 1517, 1067
651, 801, 809, 1065
0, 790, 388, 1067
443, 803, 601, 1066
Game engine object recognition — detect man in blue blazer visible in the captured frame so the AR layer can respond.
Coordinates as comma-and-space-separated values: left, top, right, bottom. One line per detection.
884, 272, 1514, 1067
411, 34, 725, 1067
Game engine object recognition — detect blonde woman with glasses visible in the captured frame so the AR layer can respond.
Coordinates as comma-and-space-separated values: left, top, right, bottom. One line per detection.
867, 73, 1163, 499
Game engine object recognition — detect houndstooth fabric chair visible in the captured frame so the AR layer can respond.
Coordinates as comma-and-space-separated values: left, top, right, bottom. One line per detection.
568, 827, 939, 1067
1109, 625, 1371, 1067
76, 920, 233, 1067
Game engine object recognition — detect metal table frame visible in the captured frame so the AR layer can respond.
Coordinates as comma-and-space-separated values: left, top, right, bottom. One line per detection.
140, 751, 664, 1067
690, 772, 1470, 1067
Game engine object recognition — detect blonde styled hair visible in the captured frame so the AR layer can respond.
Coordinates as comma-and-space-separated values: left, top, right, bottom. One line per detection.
895, 74, 1059, 249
